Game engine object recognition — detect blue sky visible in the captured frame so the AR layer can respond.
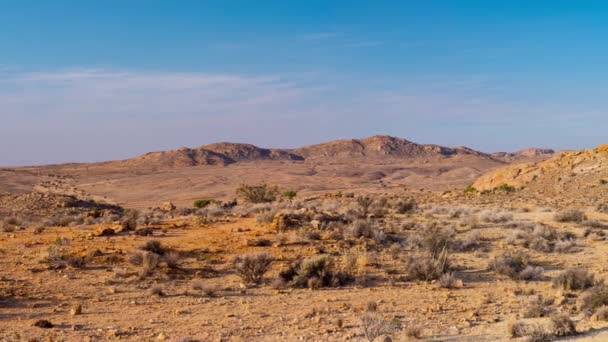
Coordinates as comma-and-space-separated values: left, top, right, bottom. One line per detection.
1, 1, 607, 165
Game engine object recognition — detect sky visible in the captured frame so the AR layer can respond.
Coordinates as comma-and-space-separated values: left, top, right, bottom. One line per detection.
1, 1, 608, 165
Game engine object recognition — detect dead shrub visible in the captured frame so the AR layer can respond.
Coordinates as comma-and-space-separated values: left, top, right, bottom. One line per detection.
407, 248, 450, 281
393, 197, 416, 214
554, 209, 586, 223
121, 209, 139, 230
480, 209, 513, 223
552, 268, 596, 291
360, 312, 401, 342
522, 295, 553, 318
279, 255, 354, 289
489, 253, 542, 280
578, 285, 608, 314
548, 314, 576, 337
232, 253, 273, 285
140, 252, 160, 278
140, 240, 166, 255
412, 223, 454, 258
507, 320, 527, 338
439, 272, 462, 289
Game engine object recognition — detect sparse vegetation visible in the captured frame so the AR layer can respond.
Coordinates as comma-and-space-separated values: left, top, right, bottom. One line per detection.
489, 253, 543, 280
232, 253, 273, 285
360, 312, 401, 342
494, 183, 515, 193
552, 268, 596, 291
236, 183, 279, 203
554, 208, 586, 223
193, 199, 219, 208
282, 190, 298, 200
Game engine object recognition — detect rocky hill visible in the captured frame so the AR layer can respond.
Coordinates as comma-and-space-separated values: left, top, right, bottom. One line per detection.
474, 144, 608, 198
95, 135, 492, 169
292, 135, 487, 159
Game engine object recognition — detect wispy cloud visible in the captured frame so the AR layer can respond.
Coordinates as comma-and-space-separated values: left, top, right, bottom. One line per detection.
0, 67, 604, 165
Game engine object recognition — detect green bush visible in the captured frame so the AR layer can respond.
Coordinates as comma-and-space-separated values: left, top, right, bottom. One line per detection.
464, 185, 478, 194
236, 183, 279, 203
282, 190, 298, 200
495, 183, 516, 193
193, 199, 218, 208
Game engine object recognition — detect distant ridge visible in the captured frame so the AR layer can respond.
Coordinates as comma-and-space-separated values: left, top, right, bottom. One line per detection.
114, 135, 491, 169
292, 135, 487, 159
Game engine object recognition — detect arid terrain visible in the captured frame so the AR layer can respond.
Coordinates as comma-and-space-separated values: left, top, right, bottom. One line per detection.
2, 136, 608, 342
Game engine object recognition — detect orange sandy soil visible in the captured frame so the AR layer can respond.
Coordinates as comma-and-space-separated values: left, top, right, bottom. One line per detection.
2, 208, 608, 341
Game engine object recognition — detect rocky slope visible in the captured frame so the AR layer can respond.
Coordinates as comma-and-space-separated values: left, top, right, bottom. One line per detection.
474, 144, 608, 196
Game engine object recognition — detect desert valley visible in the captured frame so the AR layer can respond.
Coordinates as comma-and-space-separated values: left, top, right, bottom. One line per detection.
2, 135, 608, 341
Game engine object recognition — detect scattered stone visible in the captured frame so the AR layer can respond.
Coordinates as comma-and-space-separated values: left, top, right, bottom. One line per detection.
70, 304, 82, 316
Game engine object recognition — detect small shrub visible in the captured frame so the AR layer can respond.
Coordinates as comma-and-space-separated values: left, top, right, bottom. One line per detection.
600, 179, 608, 185
439, 272, 462, 289
282, 190, 297, 200
528, 324, 551, 342
464, 185, 477, 194
236, 183, 279, 203
519, 266, 545, 281
232, 253, 273, 285
495, 183, 516, 193
140, 252, 160, 278
480, 209, 513, 223
345, 219, 374, 239
280, 255, 353, 288
489, 253, 542, 280
554, 209, 586, 223
522, 295, 553, 318
120, 209, 139, 230
393, 197, 416, 214
413, 223, 454, 258
360, 312, 401, 342
407, 248, 450, 281
552, 268, 596, 291
578, 285, 608, 313
507, 320, 527, 338
140, 240, 165, 255
193, 199, 218, 208
548, 314, 576, 337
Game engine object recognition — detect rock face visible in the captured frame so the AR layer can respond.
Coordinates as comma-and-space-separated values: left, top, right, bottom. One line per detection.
292, 135, 486, 159
474, 144, 608, 193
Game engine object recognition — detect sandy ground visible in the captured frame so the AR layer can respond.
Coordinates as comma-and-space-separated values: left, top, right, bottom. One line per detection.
2, 195, 608, 341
